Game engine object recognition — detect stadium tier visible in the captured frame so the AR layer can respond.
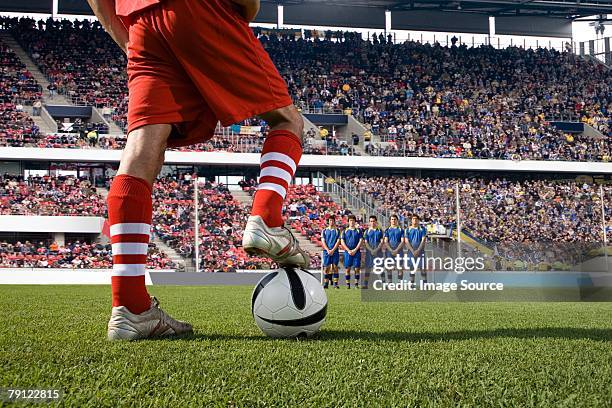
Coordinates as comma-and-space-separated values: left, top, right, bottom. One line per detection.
152, 175, 275, 271
345, 175, 612, 243
0, 239, 174, 268
0, 37, 41, 147
0, 17, 607, 161
0, 172, 608, 271
0, 174, 105, 216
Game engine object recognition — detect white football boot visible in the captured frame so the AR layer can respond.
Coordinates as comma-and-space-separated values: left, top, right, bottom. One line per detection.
107, 297, 193, 341
242, 215, 310, 268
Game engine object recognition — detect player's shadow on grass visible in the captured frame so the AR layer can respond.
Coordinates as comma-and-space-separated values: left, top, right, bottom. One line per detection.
316, 327, 612, 342
175, 327, 612, 342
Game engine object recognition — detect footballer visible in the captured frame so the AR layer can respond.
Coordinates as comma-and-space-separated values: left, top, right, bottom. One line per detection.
362, 215, 384, 289
321, 216, 341, 289
384, 215, 404, 283
88, 0, 309, 340
340, 215, 363, 289
405, 214, 428, 286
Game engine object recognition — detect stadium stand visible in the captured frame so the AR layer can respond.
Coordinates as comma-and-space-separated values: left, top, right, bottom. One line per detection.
151, 175, 274, 271
344, 175, 611, 243
4, 17, 610, 161
0, 171, 607, 270
0, 36, 41, 147
0, 239, 174, 269
0, 174, 105, 216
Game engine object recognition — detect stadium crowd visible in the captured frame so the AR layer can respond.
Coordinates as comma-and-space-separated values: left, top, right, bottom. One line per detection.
0, 174, 105, 216
264, 35, 610, 161
0, 170, 607, 270
2, 17, 608, 161
344, 175, 611, 243
0, 239, 174, 269
151, 175, 274, 271
0, 37, 41, 147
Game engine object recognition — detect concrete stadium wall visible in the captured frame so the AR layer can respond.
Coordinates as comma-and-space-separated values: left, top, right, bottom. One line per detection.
0, 147, 610, 174
0, 215, 104, 233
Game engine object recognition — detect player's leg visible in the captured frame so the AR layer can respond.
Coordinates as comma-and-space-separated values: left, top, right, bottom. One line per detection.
363, 253, 371, 289
251, 106, 303, 227
344, 252, 352, 289
419, 254, 427, 285
345, 267, 352, 289
398, 253, 405, 283
354, 252, 362, 288
333, 264, 340, 289
322, 252, 331, 289
108, 126, 168, 315
107, 125, 192, 340
385, 251, 393, 283
242, 106, 310, 267
323, 265, 331, 289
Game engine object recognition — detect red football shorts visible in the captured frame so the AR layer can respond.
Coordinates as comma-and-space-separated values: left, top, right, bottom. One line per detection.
125, 0, 292, 147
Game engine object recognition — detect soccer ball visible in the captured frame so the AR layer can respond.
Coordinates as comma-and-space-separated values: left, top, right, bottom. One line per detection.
252, 267, 328, 338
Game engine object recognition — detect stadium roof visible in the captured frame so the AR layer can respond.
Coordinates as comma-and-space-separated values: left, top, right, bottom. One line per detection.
270, 0, 612, 18
1, 0, 609, 37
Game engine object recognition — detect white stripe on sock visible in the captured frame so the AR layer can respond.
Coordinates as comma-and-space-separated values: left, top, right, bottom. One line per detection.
111, 243, 149, 256
260, 152, 296, 174
112, 263, 146, 276
110, 223, 151, 236
257, 182, 287, 198
259, 166, 292, 184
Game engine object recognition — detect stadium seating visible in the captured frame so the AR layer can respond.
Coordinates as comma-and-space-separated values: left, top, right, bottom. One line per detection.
0, 174, 105, 216
345, 175, 611, 243
264, 36, 610, 161
0, 38, 41, 104
0, 239, 174, 269
6, 17, 610, 161
0, 172, 606, 270
0, 37, 41, 147
152, 175, 273, 271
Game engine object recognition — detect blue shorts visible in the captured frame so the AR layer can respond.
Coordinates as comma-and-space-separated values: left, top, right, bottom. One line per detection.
322, 250, 339, 267
343, 251, 361, 268
365, 250, 383, 268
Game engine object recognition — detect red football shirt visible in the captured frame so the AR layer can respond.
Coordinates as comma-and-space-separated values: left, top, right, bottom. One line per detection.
115, 0, 163, 17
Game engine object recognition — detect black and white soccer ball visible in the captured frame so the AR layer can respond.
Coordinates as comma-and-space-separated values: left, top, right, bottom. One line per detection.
252, 267, 327, 338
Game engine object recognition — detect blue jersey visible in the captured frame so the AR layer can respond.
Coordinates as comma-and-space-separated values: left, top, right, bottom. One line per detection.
342, 227, 363, 250
363, 227, 383, 250
405, 226, 427, 250
385, 226, 404, 249
321, 227, 340, 250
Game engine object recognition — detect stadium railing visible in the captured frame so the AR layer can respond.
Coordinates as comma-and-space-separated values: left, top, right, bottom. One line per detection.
317, 171, 388, 226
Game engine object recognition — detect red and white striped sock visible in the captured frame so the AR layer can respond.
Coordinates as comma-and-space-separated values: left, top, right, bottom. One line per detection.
251, 129, 302, 227
108, 174, 152, 314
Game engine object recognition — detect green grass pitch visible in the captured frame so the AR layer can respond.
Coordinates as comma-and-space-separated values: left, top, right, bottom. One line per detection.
1, 285, 611, 407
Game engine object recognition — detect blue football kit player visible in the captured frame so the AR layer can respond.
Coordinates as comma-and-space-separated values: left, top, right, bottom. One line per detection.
405, 214, 428, 285
384, 214, 404, 282
363, 215, 384, 289
341, 215, 363, 289
321, 216, 341, 289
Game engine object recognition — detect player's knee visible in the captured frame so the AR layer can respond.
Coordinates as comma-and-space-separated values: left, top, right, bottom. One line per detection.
262, 105, 304, 140
119, 124, 170, 183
